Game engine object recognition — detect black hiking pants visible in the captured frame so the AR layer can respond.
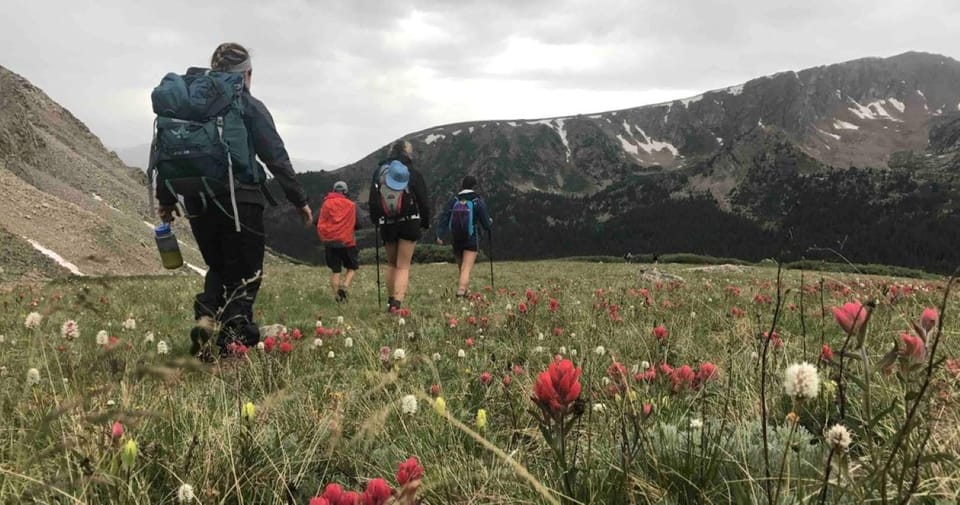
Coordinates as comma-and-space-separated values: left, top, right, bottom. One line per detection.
186, 200, 265, 347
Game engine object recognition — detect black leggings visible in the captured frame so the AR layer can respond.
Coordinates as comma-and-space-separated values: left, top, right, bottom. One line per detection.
187, 201, 265, 346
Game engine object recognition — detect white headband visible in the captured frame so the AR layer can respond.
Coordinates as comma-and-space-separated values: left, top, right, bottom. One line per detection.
223, 57, 252, 73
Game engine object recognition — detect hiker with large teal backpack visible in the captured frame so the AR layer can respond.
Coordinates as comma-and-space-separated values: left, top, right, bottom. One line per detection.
150, 42, 312, 358
436, 175, 492, 297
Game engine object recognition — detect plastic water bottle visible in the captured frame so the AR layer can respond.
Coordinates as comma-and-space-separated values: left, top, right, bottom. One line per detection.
155, 223, 184, 270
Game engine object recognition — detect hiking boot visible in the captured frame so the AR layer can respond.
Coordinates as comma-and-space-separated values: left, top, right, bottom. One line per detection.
387, 298, 401, 313
189, 315, 216, 357
455, 290, 468, 299
336, 288, 348, 303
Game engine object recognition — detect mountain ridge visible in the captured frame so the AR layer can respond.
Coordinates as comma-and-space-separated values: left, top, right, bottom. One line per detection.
264, 51, 960, 272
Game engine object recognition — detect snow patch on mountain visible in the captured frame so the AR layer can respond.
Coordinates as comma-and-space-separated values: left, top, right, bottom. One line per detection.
887, 98, 906, 113
635, 128, 679, 156
26, 238, 84, 276
725, 84, 744, 96
424, 133, 445, 144
816, 128, 841, 141
833, 120, 860, 130
554, 119, 571, 161
452, 129, 462, 136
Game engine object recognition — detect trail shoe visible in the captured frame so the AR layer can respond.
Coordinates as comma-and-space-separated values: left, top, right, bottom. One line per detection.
387, 298, 401, 313
336, 287, 348, 303
189, 316, 216, 356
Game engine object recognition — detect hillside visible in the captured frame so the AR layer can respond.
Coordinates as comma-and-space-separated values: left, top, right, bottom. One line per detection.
266, 52, 960, 272
0, 65, 208, 280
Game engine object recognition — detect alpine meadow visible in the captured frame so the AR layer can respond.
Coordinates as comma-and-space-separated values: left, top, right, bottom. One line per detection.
3, 1, 960, 504
2, 261, 960, 503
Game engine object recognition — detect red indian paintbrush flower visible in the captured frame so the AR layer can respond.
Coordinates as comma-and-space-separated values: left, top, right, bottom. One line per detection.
480, 372, 492, 386
322, 483, 344, 504
309, 497, 331, 505
339, 491, 362, 505
111, 421, 124, 441
533, 359, 582, 418
279, 341, 293, 354
696, 362, 718, 385
820, 344, 834, 362
549, 298, 559, 312
832, 301, 868, 335
670, 365, 696, 392
900, 333, 925, 363
263, 336, 276, 353
362, 478, 392, 505
518, 302, 528, 314
654, 325, 668, 343
920, 307, 939, 333
396, 456, 424, 486
502, 374, 512, 387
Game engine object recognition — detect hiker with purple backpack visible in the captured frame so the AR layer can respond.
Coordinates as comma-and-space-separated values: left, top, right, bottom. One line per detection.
436, 175, 493, 298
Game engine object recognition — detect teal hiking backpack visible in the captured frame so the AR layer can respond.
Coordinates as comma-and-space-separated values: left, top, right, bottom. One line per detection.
148, 67, 262, 231
449, 197, 475, 241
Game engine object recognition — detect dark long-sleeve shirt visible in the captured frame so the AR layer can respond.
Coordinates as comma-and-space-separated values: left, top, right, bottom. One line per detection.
368, 158, 431, 228
156, 91, 307, 209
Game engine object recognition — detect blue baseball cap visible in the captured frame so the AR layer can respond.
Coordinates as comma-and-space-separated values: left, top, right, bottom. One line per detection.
385, 160, 410, 190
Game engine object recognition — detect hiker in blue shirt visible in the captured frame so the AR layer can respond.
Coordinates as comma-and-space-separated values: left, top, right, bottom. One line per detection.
436, 175, 492, 297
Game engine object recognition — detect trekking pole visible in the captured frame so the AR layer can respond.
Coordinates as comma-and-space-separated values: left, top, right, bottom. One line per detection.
487, 227, 495, 290
375, 223, 382, 308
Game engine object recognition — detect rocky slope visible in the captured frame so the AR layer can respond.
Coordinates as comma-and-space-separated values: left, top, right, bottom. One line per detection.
0, 65, 207, 281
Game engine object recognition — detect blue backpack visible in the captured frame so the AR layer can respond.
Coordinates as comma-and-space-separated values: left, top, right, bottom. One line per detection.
449, 198, 475, 241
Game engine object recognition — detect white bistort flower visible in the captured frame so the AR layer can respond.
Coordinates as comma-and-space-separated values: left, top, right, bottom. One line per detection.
570, 348, 578, 357
24, 312, 42, 329
690, 418, 704, 430
61, 320, 79, 341
783, 362, 820, 400
398, 317, 406, 326
432, 352, 441, 361
0, 366, 7, 377
0, 334, 5, 344
593, 346, 606, 356
401, 394, 418, 414
457, 349, 466, 358
143, 331, 155, 344
176, 483, 196, 503
96, 330, 109, 346
313, 338, 323, 349
533, 346, 544, 353
825, 424, 852, 452
26, 368, 40, 386
344, 337, 353, 348
592, 403, 606, 413
336, 316, 344, 325
558, 346, 567, 355
157, 340, 169, 355
327, 351, 336, 359
393, 348, 407, 361
122, 317, 137, 331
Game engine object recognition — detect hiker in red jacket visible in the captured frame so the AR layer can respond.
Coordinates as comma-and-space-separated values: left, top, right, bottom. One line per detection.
317, 181, 361, 302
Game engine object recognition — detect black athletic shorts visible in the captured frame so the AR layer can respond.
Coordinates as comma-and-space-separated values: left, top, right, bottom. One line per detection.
453, 240, 479, 256
325, 246, 359, 273
379, 219, 422, 243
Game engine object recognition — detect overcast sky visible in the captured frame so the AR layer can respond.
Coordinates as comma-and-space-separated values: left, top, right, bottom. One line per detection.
1, 0, 958, 168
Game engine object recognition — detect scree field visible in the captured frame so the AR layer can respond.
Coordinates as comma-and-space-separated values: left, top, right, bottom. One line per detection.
1, 261, 958, 504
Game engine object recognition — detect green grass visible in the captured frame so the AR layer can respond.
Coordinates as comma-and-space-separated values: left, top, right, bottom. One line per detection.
0, 261, 958, 504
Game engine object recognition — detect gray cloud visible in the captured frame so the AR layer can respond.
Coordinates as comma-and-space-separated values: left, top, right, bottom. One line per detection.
1, 0, 957, 167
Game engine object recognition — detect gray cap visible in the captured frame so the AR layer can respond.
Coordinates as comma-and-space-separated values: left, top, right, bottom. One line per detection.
333, 181, 349, 194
